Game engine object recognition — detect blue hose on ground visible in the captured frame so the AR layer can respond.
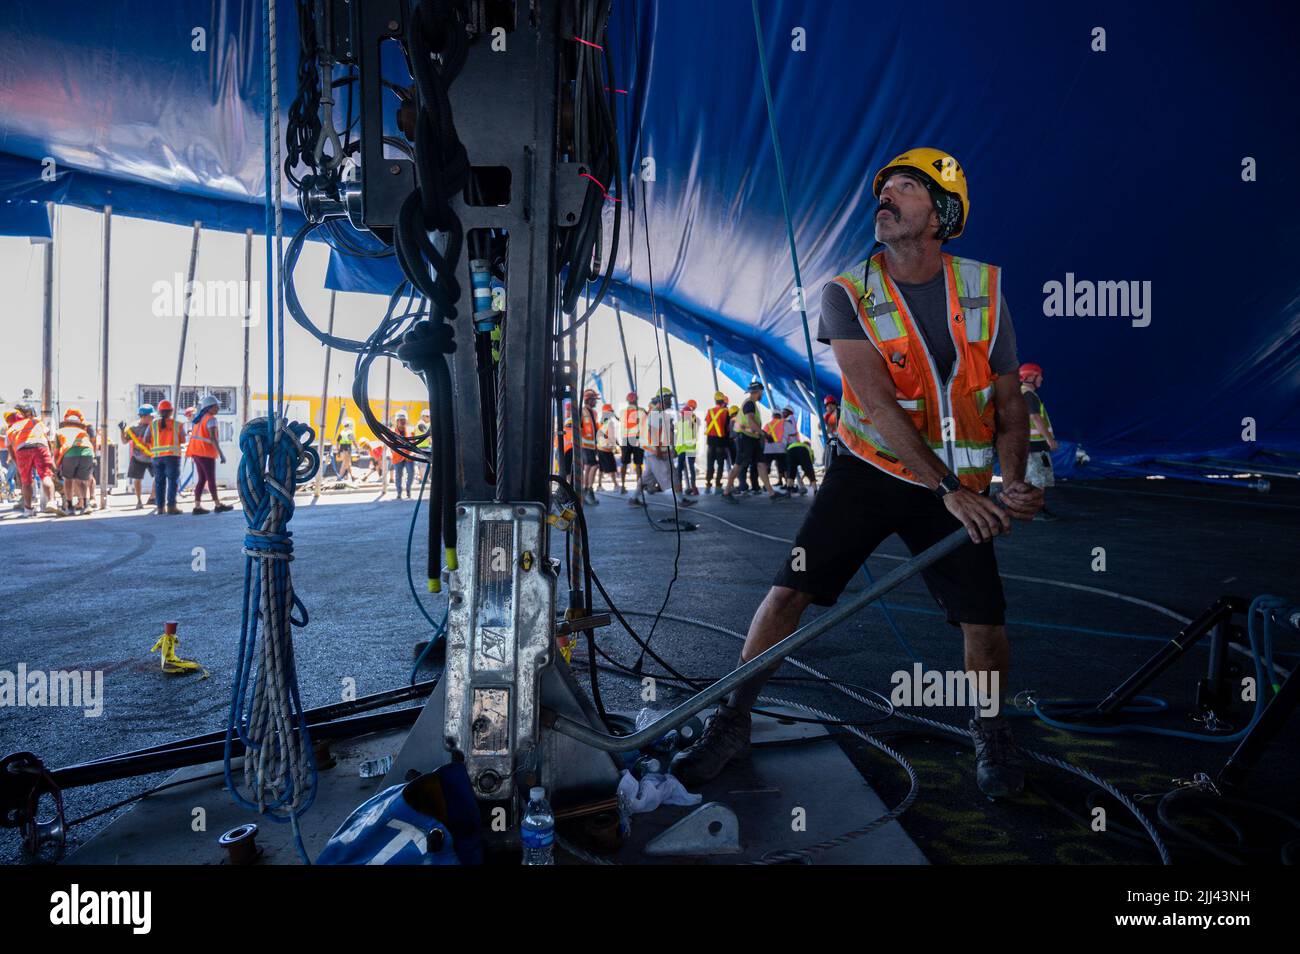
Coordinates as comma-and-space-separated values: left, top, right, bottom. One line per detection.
224, 417, 319, 863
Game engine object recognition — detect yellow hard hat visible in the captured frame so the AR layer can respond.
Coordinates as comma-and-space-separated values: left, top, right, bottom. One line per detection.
713, 391, 727, 403
872, 147, 969, 240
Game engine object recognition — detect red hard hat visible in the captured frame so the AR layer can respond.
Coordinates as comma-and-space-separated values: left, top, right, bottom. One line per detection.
685, 399, 697, 409
601, 403, 613, 412
1018, 362, 1044, 382
824, 394, 838, 405
157, 400, 174, 412
627, 391, 637, 402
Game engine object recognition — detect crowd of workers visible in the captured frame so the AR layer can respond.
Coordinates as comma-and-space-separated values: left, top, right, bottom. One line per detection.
332, 407, 433, 498
561, 380, 827, 508
2, 394, 234, 518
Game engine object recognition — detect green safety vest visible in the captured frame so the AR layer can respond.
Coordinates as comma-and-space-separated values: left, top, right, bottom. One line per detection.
675, 413, 698, 454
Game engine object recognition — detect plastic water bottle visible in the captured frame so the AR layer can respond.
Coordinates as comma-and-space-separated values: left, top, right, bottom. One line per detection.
521, 786, 555, 865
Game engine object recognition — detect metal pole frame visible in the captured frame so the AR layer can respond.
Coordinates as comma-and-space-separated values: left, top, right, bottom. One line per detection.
41, 203, 54, 425
171, 221, 202, 408
241, 228, 253, 427
98, 207, 112, 509
705, 335, 719, 393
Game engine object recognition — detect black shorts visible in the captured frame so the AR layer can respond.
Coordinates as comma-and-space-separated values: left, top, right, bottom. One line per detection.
763, 451, 787, 474
61, 455, 94, 481
771, 451, 1006, 626
127, 458, 150, 480
788, 445, 815, 480
734, 434, 762, 470
621, 445, 644, 466
597, 450, 617, 473
582, 447, 598, 467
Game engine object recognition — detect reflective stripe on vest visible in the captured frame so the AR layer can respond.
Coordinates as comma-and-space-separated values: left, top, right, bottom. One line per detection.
149, 419, 183, 456
735, 404, 763, 439
833, 251, 1000, 492
11, 418, 48, 448
704, 405, 728, 438
622, 407, 644, 446
1021, 384, 1054, 442
57, 426, 92, 455
580, 408, 598, 449
675, 413, 698, 453
187, 414, 219, 457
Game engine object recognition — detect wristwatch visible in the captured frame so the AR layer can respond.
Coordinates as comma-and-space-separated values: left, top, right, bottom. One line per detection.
933, 473, 961, 499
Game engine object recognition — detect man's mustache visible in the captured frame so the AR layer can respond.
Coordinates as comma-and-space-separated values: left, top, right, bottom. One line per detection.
876, 203, 901, 220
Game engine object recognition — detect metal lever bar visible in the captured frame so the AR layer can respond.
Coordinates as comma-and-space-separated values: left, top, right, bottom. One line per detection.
545, 527, 971, 752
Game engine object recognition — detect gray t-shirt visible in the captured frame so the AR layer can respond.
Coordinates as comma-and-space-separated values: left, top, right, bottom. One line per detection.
818, 268, 1018, 381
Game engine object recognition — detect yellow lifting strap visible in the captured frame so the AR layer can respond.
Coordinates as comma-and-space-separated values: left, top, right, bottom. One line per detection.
150, 629, 209, 678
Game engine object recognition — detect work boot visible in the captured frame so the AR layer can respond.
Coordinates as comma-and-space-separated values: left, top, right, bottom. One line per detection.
167, 505, 183, 515
214, 502, 234, 512
670, 704, 752, 787
192, 505, 210, 515
679, 495, 697, 507
720, 491, 738, 504
969, 716, 1025, 798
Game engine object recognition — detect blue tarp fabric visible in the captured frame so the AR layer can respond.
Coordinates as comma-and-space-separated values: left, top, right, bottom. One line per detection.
2, 1, 1297, 465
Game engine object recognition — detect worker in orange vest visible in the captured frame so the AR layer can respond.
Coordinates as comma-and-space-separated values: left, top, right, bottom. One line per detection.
618, 391, 645, 494
6, 404, 60, 516
673, 148, 1042, 800
147, 399, 186, 515
54, 407, 96, 515
391, 409, 416, 499
702, 392, 731, 494
186, 393, 233, 514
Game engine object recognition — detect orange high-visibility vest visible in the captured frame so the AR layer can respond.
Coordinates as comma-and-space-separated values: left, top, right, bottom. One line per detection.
622, 406, 644, 446
763, 417, 785, 444
148, 419, 185, 457
562, 420, 574, 453
8, 418, 48, 450
704, 405, 728, 438
823, 407, 839, 432
55, 425, 92, 462
830, 251, 1000, 492
579, 407, 598, 449
186, 413, 219, 458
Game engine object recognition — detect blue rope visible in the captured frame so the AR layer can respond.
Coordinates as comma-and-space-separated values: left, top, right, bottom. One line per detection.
223, 418, 320, 852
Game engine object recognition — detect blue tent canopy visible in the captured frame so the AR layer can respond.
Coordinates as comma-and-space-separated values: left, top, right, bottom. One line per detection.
2, 0, 1297, 464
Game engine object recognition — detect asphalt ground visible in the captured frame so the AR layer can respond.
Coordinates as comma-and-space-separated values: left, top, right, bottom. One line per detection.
2, 473, 1298, 864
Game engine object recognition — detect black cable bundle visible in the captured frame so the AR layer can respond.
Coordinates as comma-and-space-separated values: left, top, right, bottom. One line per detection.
555, 0, 623, 329
395, 0, 470, 321
284, 0, 324, 191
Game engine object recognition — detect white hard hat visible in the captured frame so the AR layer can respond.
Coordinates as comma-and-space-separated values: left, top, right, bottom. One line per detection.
198, 393, 220, 412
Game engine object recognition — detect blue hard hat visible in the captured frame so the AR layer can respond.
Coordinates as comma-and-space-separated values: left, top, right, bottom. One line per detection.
138, 404, 155, 415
